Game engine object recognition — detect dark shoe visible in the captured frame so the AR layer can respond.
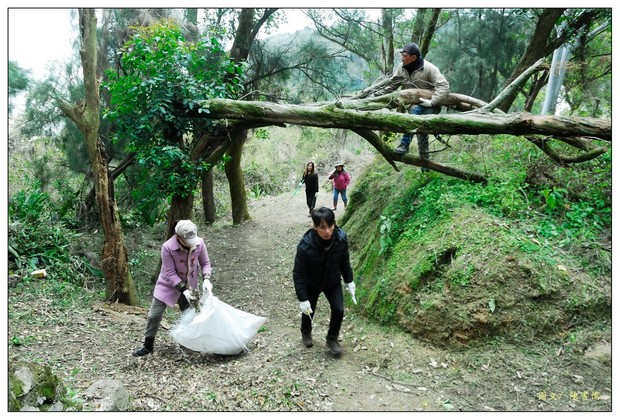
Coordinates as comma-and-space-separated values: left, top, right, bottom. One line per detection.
420, 167, 430, 173
133, 346, 152, 357
301, 329, 313, 347
133, 336, 155, 357
326, 335, 342, 356
394, 144, 410, 154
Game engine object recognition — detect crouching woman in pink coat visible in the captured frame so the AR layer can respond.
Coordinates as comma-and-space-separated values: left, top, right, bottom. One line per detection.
133, 220, 212, 356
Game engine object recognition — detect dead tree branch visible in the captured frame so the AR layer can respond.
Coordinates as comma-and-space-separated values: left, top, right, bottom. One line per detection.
525, 135, 608, 166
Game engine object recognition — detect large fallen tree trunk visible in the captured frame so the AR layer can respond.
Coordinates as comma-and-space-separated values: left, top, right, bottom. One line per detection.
175, 55, 610, 185
182, 96, 610, 184
192, 99, 611, 141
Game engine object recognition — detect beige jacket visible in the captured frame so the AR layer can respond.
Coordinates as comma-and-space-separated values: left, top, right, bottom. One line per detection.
393, 59, 449, 106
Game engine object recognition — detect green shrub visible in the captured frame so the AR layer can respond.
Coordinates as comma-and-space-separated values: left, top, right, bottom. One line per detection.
8, 179, 102, 287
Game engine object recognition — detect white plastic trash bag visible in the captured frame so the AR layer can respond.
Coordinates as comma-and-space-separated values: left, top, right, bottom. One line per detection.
170, 294, 266, 355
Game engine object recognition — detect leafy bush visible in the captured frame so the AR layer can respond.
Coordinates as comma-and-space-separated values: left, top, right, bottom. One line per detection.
9, 178, 50, 223
8, 179, 102, 286
103, 20, 245, 218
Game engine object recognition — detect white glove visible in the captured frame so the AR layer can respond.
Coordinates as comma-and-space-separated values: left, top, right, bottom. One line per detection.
419, 98, 433, 107
315, 192, 319, 197
202, 276, 213, 295
299, 300, 313, 316
183, 289, 196, 302
345, 282, 357, 304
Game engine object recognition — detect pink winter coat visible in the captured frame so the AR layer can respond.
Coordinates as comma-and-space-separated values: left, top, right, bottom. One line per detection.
153, 235, 212, 307
329, 170, 351, 191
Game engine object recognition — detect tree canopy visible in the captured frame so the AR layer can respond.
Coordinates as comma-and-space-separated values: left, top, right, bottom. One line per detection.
8, 8, 611, 305
103, 20, 245, 212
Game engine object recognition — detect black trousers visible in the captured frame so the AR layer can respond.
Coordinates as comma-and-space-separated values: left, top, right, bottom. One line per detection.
306, 192, 317, 210
300, 283, 344, 338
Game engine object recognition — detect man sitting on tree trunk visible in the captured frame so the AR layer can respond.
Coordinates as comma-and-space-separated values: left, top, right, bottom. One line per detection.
391, 42, 450, 163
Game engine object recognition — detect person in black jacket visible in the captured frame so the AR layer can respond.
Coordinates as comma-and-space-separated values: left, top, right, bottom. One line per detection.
293, 207, 356, 356
301, 161, 319, 216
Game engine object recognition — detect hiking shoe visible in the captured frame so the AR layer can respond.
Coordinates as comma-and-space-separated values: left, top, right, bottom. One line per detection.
301, 329, 313, 348
132, 336, 154, 357
325, 335, 342, 356
132, 346, 153, 357
393, 144, 409, 154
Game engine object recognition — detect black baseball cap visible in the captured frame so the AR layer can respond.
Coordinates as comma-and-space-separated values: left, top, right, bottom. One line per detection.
401, 42, 421, 57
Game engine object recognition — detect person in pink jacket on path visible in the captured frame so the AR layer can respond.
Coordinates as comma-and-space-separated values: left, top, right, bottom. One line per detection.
133, 219, 212, 356
327, 162, 351, 211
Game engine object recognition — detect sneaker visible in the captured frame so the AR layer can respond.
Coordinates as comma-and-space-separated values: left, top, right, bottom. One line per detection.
393, 144, 410, 154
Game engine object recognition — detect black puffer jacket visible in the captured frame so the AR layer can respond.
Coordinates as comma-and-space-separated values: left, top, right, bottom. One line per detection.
293, 227, 354, 301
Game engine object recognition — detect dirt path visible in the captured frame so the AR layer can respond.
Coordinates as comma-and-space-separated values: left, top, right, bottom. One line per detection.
194, 187, 446, 411
124, 187, 613, 412
8, 186, 612, 412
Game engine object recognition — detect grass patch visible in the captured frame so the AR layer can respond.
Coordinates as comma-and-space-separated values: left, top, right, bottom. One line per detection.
343, 135, 611, 348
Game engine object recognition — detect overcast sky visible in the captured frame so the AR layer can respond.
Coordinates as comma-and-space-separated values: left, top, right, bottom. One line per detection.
6, 8, 316, 82
8, 8, 75, 80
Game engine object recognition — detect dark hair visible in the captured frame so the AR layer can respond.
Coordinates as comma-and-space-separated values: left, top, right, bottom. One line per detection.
330, 165, 346, 178
311, 206, 335, 227
303, 161, 315, 177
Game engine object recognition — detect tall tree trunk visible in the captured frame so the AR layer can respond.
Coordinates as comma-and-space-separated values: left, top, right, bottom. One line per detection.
185, 7, 216, 226
542, 46, 572, 115
409, 8, 442, 57
412, 9, 427, 45
184, 8, 199, 40
163, 125, 195, 230
223, 8, 275, 224
202, 168, 216, 224
380, 9, 395, 76
225, 131, 251, 224
151, 122, 195, 283
419, 9, 441, 57
167, 195, 194, 237
58, 9, 136, 305
524, 71, 549, 112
